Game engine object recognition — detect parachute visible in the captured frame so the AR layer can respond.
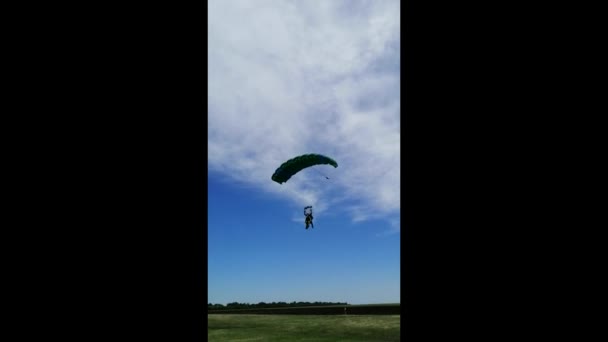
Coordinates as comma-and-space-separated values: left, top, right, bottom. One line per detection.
271, 154, 338, 184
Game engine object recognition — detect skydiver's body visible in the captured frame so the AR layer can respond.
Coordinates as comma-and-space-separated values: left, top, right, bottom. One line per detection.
304, 206, 314, 229
305, 214, 314, 229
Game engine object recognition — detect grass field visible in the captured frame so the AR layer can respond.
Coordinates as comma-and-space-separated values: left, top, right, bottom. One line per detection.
208, 314, 400, 342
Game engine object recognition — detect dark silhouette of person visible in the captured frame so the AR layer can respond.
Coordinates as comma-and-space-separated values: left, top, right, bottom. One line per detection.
304, 206, 314, 229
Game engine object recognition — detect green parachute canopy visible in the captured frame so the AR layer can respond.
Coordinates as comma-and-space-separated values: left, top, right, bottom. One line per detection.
271, 154, 338, 184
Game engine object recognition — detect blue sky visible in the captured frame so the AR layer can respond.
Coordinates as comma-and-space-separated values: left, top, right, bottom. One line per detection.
208, 0, 400, 305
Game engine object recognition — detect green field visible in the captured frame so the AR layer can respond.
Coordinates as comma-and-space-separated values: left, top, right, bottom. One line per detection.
208, 314, 400, 342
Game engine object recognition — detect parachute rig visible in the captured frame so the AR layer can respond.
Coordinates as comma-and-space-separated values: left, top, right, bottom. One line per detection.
271, 154, 338, 229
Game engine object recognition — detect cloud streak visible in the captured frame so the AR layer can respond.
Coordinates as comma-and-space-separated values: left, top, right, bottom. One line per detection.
208, 0, 400, 228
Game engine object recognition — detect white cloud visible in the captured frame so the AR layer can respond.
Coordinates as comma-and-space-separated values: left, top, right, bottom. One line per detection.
208, 0, 400, 229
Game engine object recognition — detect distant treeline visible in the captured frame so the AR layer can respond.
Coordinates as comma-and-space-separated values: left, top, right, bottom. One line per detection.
208, 303, 400, 315
208, 301, 348, 310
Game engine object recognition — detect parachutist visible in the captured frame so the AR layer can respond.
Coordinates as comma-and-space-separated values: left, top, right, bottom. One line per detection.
304, 206, 314, 229
269, 154, 337, 229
